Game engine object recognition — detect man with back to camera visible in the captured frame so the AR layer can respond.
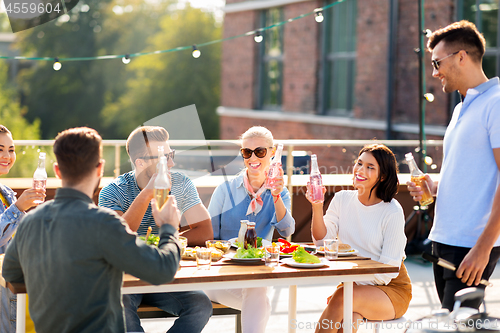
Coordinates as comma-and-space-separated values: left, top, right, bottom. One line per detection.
98, 125, 212, 332
408, 20, 500, 310
2, 127, 182, 332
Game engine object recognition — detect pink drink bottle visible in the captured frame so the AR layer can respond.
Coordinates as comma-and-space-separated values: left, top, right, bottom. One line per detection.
310, 154, 324, 203
33, 152, 47, 204
265, 143, 284, 189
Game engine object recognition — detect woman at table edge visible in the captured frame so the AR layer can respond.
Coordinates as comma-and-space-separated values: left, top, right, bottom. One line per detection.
307, 143, 411, 333
0, 124, 46, 333
206, 126, 295, 333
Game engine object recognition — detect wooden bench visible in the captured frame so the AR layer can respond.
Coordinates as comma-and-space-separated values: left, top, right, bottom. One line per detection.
138, 301, 242, 333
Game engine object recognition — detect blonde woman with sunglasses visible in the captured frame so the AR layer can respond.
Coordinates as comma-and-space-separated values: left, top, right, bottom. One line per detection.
206, 126, 295, 333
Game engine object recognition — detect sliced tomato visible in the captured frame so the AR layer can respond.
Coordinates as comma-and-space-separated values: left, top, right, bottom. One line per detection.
278, 238, 291, 247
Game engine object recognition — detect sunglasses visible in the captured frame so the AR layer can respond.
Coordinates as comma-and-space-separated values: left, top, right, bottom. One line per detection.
141, 149, 175, 162
240, 147, 273, 159
431, 51, 461, 70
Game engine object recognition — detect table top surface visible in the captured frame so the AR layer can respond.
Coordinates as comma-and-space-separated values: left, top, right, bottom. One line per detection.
1, 252, 399, 293
123, 255, 398, 288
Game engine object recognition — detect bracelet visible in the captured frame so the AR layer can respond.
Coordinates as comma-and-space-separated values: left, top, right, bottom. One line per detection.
273, 194, 280, 203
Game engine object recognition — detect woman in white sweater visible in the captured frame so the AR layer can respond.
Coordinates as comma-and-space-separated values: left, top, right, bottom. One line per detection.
308, 144, 411, 333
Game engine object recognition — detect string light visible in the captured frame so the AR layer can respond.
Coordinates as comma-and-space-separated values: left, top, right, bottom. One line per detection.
53, 58, 62, 71
423, 29, 433, 37
314, 9, 324, 23
0, 0, 348, 64
192, 45, 201, 58
254, 31, 263, 43
424, 93, 434, 102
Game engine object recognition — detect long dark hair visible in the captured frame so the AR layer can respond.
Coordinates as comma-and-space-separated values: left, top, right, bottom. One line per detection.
358, 144, 399, 202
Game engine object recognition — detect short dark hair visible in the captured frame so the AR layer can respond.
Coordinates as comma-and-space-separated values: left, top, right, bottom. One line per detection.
126, 126, 169, 164
0, 125, 12, 136
358, 144, 399, 203
427, 20, 485, 63
53, 127, 102, 185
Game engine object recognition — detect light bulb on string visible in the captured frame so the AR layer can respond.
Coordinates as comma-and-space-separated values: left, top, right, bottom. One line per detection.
254, 31, 263, 43
424, 93, 435, 102
122, 54, 131, 64
314, 10, 324, 23
192, 45, 201, 58
423, 29, 433, 37
53, 58, 62, 71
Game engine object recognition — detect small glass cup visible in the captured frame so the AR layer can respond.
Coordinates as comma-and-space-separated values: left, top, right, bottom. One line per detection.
324, 238, 339, 260
196, 247, 212, 270
265, 244, 280, 267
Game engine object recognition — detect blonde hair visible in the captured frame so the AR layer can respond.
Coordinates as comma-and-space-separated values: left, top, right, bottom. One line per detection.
240, 126, 274, 147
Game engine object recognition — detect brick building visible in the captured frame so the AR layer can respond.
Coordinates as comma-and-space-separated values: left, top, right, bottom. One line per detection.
217, 0, 500, 171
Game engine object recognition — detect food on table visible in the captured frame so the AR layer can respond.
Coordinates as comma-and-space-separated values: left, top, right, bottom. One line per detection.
278, 238, 299, 254
234, 246, 265, 259
318, 243, 355, 253
234, 237, 263, 249
206, 240, 231, 253
338, 243, 354, 253
292, 247, 320, 264
139, 234, 160, 247
182, 247, 223, 261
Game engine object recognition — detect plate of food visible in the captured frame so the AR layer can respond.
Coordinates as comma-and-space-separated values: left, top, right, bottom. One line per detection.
182, 247, 224, 261
317, 244, 359, 257
228, 237, 271, 249
223, 252, 264, 264
281, 257, 329, 268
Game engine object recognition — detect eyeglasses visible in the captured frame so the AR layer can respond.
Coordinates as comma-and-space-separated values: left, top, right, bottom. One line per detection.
431, 51, 461, 70
240, 147, 273, 159
141, 149, 175, 162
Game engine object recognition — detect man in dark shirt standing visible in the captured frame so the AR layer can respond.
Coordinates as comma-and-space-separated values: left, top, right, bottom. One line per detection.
2, 127, 182, 333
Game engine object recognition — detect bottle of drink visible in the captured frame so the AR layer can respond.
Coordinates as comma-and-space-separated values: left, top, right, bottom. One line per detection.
154, 155, 171, 210
244, 222, 257, 249
156, 145, 165, 174
405, 152, 434, 206
310, 154, 324, 203
265, 143, 284, 189
33, 152, 47, 204
237, 220, 248, 246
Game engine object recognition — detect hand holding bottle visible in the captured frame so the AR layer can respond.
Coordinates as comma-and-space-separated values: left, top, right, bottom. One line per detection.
268, 167, 284, 196
406, 174, 436, 202
405, 152, 435, 206
151, 195, 180, 229
14, 188, 46, 211
305, 182, 326, 206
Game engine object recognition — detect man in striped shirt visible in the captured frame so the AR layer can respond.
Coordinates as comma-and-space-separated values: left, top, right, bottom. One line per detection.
98, 126, 212, 333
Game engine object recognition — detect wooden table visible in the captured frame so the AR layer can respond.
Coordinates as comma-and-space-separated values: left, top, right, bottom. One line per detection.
2, 254, 398, 333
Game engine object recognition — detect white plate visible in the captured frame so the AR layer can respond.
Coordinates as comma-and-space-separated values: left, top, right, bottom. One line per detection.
281, 257, 329, 268
228, 237, 271, 248
223, 252, 264, 263
317, 249, 359, 257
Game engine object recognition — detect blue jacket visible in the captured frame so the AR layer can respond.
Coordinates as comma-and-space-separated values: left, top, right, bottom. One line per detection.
208, 172, 295, 241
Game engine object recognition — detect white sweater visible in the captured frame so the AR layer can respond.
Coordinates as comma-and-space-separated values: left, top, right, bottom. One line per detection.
314, 190, 407, 285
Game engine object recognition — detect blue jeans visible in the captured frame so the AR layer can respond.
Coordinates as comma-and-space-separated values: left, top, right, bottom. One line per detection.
122, 291, 212, 333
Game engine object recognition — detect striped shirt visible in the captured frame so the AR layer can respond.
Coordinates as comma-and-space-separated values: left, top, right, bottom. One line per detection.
98, 171, 201, 236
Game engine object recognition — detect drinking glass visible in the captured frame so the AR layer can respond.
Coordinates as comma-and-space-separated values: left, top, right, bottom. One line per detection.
265, 244, 280, 267
324, 238, 338, 260
196, 247, 212, 270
